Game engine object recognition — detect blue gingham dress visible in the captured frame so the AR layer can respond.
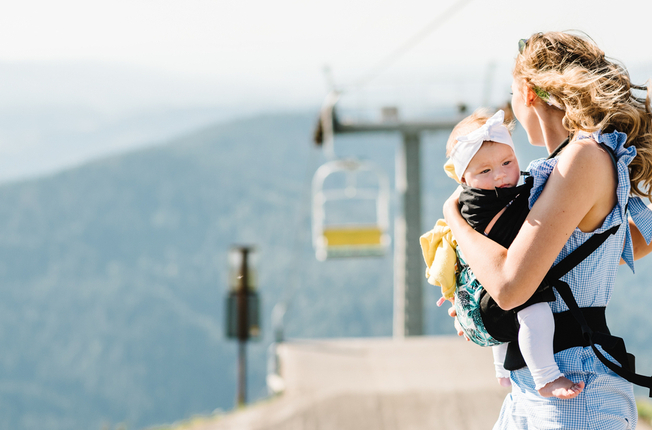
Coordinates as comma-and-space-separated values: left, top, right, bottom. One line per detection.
494, 130, 652, 430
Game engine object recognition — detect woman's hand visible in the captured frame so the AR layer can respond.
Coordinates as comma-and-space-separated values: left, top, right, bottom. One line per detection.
443, 186, 463, 225
447, 298, 469, 341
442, 187, 469, 341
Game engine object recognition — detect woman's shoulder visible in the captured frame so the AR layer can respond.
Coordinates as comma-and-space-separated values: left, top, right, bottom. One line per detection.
557, 136, 614, 173
526, 134, 611, 176
575, 130, 636, 164
527, 133, 623, 210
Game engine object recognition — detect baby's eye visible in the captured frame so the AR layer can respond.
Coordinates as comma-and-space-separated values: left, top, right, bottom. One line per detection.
479, 169, 491, 174
503, 160, 512, 166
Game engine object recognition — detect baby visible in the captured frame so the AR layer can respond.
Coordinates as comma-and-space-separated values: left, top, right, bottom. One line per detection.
422, 109, 584, 399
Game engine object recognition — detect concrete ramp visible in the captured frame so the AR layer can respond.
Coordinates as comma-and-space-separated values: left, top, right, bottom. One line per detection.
196, 336, 509, 430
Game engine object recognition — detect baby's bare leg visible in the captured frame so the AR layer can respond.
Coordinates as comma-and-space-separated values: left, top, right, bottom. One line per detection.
517, 303, 585, 399
492, 343, 511, 387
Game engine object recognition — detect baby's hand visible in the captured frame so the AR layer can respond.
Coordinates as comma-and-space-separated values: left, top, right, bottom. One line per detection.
436, 297, 454, 307
447, 299, 469, 341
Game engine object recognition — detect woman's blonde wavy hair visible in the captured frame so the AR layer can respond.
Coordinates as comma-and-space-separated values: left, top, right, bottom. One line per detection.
514, 31, 652, 199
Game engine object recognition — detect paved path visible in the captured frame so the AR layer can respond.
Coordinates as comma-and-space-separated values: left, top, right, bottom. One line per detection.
191, 336, 509, 430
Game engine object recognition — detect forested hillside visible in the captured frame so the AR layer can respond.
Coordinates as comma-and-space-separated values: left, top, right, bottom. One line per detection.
0, 112, 649, 430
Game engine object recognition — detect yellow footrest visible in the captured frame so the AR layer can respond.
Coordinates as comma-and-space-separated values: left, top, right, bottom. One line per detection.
322, 226, 383, 246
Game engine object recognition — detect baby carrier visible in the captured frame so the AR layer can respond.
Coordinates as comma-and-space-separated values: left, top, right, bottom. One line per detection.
506, 222, 652, 396
454, 173, 554, 347
454, 142, 652, 396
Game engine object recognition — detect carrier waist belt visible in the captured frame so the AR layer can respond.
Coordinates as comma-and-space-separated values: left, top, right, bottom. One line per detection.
552, 307, 608, 353
551, 306, 636, 375
504, 306, 612, 371
505, 280, 649, 396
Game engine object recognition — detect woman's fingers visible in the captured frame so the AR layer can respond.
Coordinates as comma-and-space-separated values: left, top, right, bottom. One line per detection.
443, 185, 463, 224
446, 185, 463, 206
449, 184, 463, 199
454, 318, 469, 341
448, 301, 469, 340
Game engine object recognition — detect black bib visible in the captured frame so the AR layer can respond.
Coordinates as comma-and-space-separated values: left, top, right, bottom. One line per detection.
458, 176, 533, 248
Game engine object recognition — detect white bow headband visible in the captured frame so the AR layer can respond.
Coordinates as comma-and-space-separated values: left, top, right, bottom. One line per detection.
448, 110, 515, 181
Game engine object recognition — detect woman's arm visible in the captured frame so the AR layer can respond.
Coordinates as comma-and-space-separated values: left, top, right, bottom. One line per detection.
629, 217, 652, 261
444, 140, 617, 310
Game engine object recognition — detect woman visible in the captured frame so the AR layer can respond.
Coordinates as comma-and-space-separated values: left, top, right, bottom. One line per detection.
444, 32, 652, 429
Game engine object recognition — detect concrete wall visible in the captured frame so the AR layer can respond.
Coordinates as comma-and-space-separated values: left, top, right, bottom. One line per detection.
197, 336, 508, 430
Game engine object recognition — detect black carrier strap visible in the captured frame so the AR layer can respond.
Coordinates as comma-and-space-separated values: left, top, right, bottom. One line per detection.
505, 224, 652, 396
550, 279, 652, 396
546, 225, 619, 281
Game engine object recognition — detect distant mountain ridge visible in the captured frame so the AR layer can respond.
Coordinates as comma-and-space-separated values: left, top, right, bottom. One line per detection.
0, 111, 649, 430
0, 112, 306, 429
0, 111, 404, 430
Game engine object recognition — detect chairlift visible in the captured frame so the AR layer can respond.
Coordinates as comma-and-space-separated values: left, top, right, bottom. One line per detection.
312, 158, 391, 261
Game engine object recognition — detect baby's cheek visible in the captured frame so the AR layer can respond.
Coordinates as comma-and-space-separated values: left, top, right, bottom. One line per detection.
467, 179, 478, 188
510, 169, 521, 184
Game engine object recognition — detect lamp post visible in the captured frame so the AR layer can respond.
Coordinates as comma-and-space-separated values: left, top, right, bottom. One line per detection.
226, 246, 260, 407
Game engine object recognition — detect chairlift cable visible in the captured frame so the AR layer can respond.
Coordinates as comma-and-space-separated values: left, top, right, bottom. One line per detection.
345, 0, 473, 92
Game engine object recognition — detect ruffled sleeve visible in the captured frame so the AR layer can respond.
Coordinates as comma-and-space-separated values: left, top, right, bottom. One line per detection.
526, 130, 652, 273
590, 131, 641, 272
629, 196, 652, 245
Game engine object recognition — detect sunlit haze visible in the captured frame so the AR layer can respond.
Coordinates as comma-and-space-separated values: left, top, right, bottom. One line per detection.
2, 0, 651, 105
0, 0, 651, 180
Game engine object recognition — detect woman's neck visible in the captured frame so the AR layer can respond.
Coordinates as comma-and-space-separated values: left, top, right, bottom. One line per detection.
539, 108, 569, 154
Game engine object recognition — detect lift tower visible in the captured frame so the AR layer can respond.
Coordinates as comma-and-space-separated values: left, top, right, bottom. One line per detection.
316, 94, 460, 336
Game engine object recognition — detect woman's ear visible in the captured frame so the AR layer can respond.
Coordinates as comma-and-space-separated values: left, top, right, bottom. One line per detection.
525, 85, 538, 107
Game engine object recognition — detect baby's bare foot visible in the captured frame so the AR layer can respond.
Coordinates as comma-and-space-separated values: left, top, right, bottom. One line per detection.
497, 377, 511, 387
538, 376, 585, 399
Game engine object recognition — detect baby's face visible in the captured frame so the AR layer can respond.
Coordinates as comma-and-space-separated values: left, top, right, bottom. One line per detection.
462, 141, 520, 190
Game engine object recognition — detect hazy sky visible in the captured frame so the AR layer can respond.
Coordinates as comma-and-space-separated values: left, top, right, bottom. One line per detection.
2, 0, 652, 109
1, 0, 651, 182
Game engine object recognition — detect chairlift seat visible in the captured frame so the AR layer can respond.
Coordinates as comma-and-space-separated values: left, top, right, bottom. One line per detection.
312, 159, 390, 261
320, 225, 386, 259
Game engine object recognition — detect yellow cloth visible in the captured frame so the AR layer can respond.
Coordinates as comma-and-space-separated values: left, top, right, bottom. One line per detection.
443, 159, 461, 184
420, 219, 458, 300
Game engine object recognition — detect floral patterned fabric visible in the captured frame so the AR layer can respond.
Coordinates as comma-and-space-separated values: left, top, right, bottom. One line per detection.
453, 248, 502, 347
